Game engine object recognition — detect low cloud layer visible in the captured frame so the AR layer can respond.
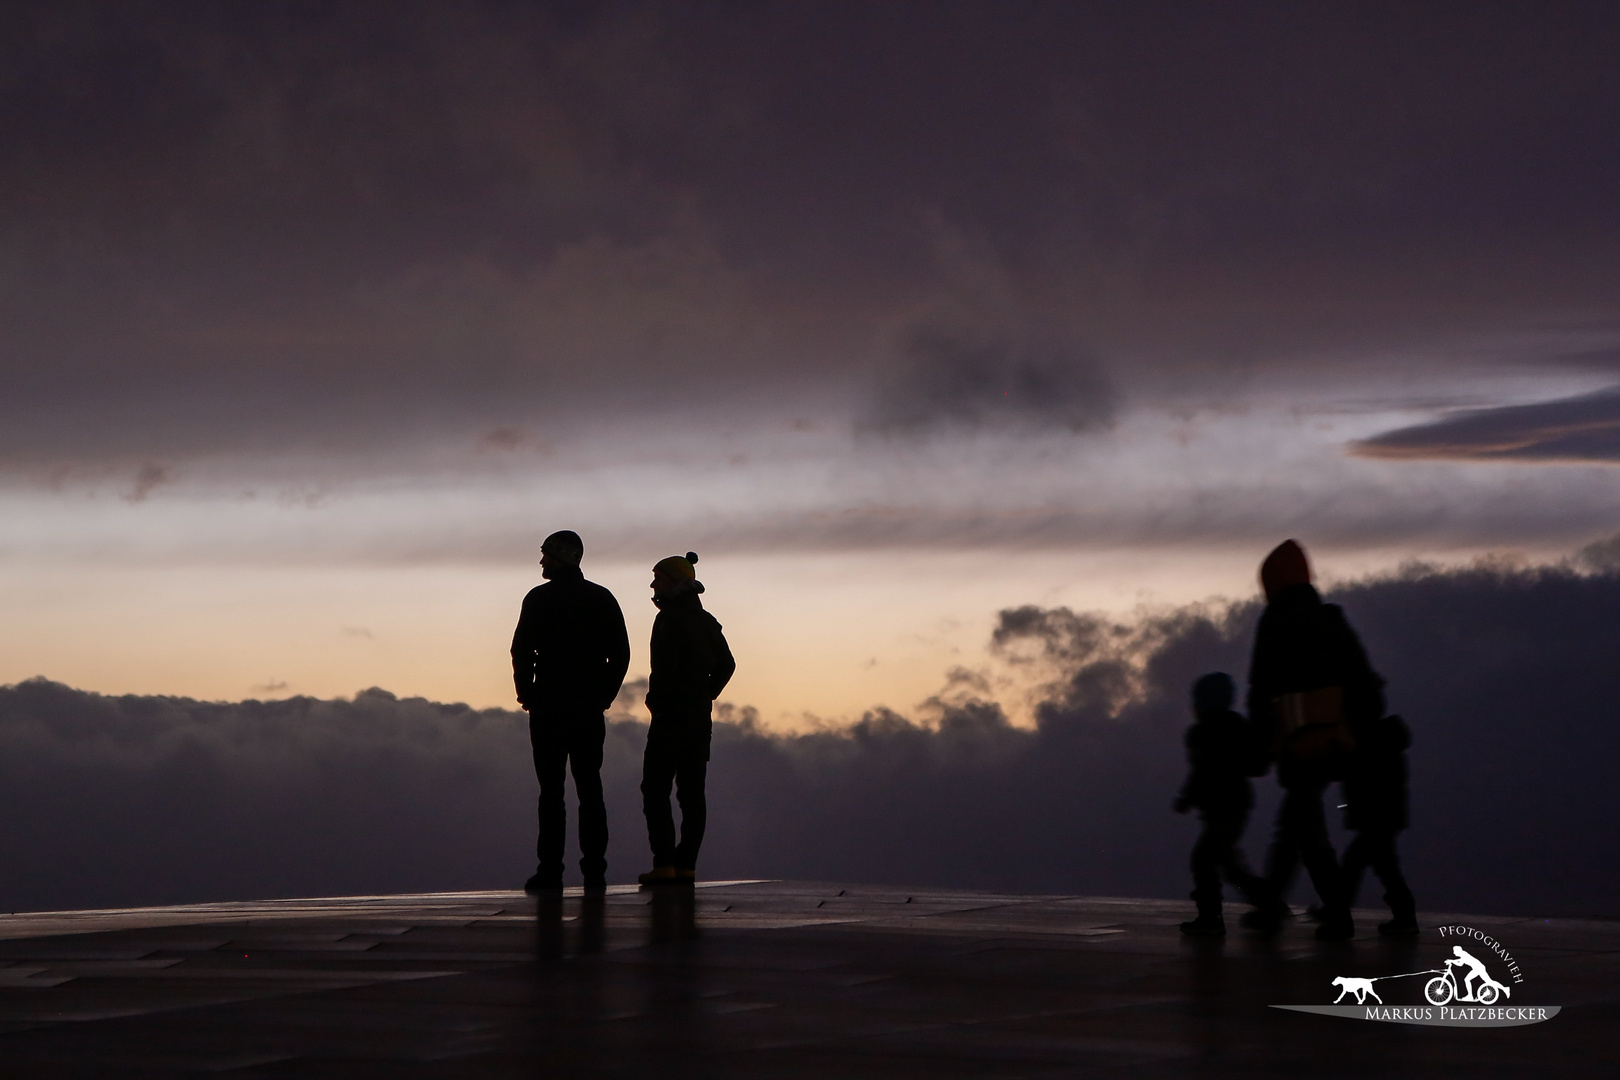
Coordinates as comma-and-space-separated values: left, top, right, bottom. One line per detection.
4, 557, 1616, 919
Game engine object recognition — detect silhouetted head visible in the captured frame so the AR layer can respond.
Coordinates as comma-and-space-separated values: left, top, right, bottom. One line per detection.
1192, 672, 1235, 718
540, 530, 584, 578
1260, 539, 1312, 600
651, 552, 702, 600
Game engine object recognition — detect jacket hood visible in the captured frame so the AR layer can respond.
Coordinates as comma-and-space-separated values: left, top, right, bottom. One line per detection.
1260, 539, 1312, 600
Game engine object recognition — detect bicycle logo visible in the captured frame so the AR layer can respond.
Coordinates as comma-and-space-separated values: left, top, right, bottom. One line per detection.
1273, 924, 1557, 1026
1422, 948, 1512, 1005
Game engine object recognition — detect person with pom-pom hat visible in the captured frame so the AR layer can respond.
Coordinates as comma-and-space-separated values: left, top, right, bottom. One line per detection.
637, 551, 735, 886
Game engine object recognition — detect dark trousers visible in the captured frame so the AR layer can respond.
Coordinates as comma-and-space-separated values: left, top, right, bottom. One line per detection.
1342, 827, 1415, 918
1264, 782, 1345, 913
1190, 808, 1270, 918
641, 713, 711, 870
530, 711, 608, 882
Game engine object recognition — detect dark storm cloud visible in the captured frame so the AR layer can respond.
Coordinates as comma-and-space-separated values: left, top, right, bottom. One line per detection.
1354, 386, 1620, 463
6, 556, 1617, 917
4, 1, 1620, 468
863, 322, 1114, 435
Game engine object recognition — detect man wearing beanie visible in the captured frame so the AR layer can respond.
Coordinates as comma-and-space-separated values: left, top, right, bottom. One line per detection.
1245, 539, 1385, 939
510, 530, 630, 893
638, 551, 735, 885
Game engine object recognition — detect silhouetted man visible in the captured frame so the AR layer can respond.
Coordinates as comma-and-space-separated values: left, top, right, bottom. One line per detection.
511, 530, 629, 893
1246, 539, 1384, 939
638, 551, 734, 886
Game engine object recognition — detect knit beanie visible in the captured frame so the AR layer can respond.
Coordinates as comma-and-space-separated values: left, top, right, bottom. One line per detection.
653, 551, 700, 581
1259, 539, 1311, 600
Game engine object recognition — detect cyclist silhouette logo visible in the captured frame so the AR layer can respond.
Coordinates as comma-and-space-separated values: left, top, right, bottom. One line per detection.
1425, 946, 1513, 1005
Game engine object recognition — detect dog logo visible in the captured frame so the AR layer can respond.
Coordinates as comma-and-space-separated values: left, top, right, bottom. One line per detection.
1331, 976, 1382, 1005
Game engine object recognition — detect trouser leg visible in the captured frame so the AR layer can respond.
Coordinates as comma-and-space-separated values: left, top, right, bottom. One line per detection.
1285, 785, 1344, 912
1213, 808, 1271, 907
569, 715, 608, 879
529, 717, 568, 880
1367, 829, 1415, 918
641, 741, 679, 868
1263, 796, 1300, 900
1341, 832, 1371, 907
672, 756, 709, 871
1190, 813, 1235, 917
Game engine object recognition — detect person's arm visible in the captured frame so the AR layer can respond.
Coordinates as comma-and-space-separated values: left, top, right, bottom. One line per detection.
1324, 605, 1386, 721
1174, 726, 1197, 813
707, 618, 736, 700
1245, 608, 1276, 754
600, 593, 631, 712
510, 594, 536, 709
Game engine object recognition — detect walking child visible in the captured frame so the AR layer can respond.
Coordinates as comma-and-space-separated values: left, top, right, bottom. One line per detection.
1175, 672, 1272, 937
1340, 712, 1418, 935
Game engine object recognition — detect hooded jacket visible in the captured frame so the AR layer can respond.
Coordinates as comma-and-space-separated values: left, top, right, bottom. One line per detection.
1178, 708, 1256, 812
510, 566, 630, 714
646, 585, 735, 716
1246, 582, 1385, 785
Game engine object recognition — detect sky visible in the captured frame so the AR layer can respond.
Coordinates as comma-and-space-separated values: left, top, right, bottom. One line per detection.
5, 2, 1620, 726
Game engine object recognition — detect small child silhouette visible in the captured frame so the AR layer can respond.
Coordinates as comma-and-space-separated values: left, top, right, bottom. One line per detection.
1175, 672, 1273, 936
1341, 713, 1418, 935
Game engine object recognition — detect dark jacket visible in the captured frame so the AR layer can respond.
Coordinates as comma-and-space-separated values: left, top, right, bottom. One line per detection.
1343, 713, 1411, 831
646, 586, 735, 716
510, 567, 630, 714
1246, 583, 1385, 786
1178, 708, 1256, 813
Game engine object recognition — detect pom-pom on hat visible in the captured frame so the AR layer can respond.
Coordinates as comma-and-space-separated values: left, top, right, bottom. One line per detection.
1259, 539, 1311, 600
653, 551, 700, 581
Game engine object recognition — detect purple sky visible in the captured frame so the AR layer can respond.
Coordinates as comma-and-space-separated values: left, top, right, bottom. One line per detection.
4, 2, 1620, 718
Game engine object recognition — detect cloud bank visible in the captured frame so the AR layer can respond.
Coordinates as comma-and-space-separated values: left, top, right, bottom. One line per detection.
4, 557, 1616, 918
1356, 385, 1620, 463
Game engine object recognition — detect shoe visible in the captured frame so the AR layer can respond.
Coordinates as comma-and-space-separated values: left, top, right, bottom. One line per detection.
637, 866, 684, 886
583, 876, 607, 893
1240, 903, 1290, 936
1378, 916, 1420, 937
1315, 914, 1355, 941
524, 873, 563, 895
1180, 916, 1226, 937
676, 867, 696, 882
